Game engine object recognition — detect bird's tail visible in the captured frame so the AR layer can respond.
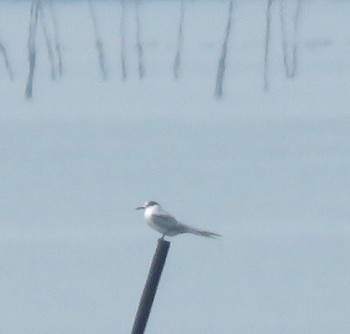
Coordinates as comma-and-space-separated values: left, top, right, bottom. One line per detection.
187, 227, 221, 238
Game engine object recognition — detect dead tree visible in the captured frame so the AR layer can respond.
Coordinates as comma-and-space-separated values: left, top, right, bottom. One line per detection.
120, 0, 127, 81
0, 42, 14, 81
135, 0, 145, 79
214, 0, 233, 99
263, 0, 273, 91
88, 0, 107, 80
47, 0, 63, 77
279, 0, 302, 78
38, 1, 57, 80
173, 0, 185, 79
25, 0, 40, 99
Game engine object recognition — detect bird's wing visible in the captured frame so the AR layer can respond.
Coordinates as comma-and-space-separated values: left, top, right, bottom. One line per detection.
151, 212, 188, 233
152, 212, 221, 238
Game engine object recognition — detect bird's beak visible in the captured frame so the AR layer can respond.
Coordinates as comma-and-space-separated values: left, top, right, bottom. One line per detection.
135, 205, 144, 210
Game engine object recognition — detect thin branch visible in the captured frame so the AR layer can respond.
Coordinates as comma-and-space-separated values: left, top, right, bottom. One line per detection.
0, 42, 14, 81
38, 1, 57, 80
263, 0, 273, 91
279, 0, 302, 78
135, 0, 144, 79
292, 0, 302, 76
173, 0, 185, 79
47, 0, 63, 77
25, 0, 40, 99
214, 0, 233, 99
88, 0, 107, 80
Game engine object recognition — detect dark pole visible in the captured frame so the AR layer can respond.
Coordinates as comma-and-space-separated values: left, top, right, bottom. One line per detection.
131, 238, 171, 334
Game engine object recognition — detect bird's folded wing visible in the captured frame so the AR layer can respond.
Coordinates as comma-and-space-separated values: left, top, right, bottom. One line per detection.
151, 212, 188, 233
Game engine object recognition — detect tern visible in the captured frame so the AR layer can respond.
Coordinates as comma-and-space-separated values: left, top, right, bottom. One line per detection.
136, 200, 221, 239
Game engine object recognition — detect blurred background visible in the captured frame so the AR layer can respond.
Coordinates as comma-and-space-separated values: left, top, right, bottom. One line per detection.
0, 0, 349, 333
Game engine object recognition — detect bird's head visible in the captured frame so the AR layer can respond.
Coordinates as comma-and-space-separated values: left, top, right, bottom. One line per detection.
135, 200, 159, 210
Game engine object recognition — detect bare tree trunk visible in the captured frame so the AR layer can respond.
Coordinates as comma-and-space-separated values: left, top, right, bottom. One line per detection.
38, 1, 57, 80
47, 0, 63, 77
279, 0, 302, 78
25, 0, 40, 99
263, 0, 273, 91
214, 0, 233, 99
0, 42, 14, 81
173, 0, 185, 79
135, 0, 144, 79
88, 0, 107, 80
120, 0, 127, 81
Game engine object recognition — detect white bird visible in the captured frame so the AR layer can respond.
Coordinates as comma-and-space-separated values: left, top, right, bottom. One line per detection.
136, 200, 221, 239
